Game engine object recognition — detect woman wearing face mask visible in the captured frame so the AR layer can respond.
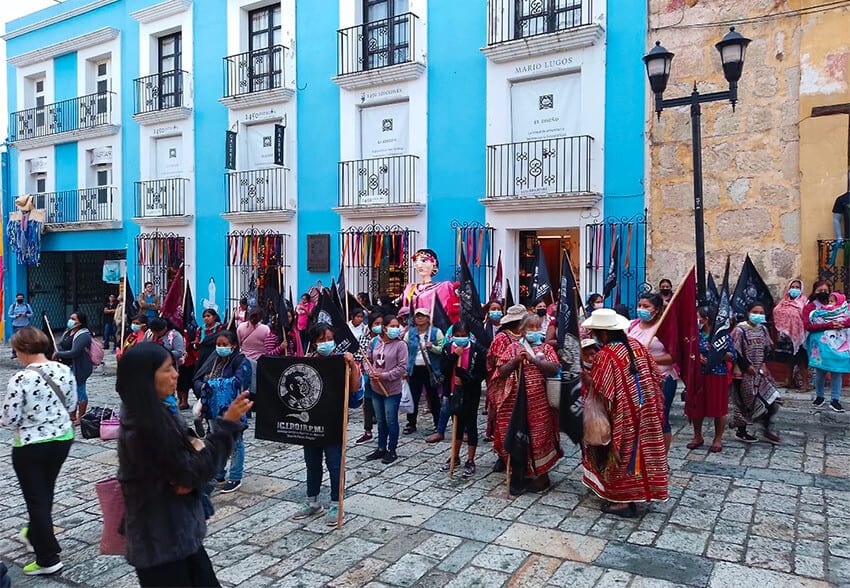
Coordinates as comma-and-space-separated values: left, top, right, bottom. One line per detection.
803, 281, 850, 412
118, 314, 149, 361
689, 306, 735, 453
731, 303, 780, 443
581, 293, 605, 340
484, 301, 504, 342
54, 311, 93, 425
192, 310, 223, 371
491, 310, 561, 495
773, 279, 810, 391
192, 331, 251, 493
627, 293, 677, 453
354, 314, 384, 444
658, 279, 674, 305
291, 323, 360, 526
365, 316, 409, 465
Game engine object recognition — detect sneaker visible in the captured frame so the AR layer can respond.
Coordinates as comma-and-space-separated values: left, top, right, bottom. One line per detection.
220, 480, 241, 493
440, 458, 459, 472
355, 431, 373, 444
381, 450, 398, 465
365, 448, 386, 461
19, 526, 31, 551
292, 502, 324, 520
813, 397, 825, 408
735, 431, 758, 443
831, 400, 846, 413
326, 504, 340, 527
764, 431, 781, 445
462, 461, 476, 477
23, 561, 63, 576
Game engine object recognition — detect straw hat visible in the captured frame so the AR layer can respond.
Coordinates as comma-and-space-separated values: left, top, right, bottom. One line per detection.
14, 194, 34, 212
581, 308, 631, 331
501, 304, 528, 326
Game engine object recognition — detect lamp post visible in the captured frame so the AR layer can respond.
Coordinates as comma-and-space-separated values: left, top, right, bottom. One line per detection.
643, 27, 751, 303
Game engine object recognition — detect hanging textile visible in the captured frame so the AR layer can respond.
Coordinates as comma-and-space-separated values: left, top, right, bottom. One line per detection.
6, 216, 43, 266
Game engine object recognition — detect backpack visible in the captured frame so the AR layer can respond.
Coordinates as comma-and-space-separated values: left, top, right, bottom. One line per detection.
88, 338, 105, 366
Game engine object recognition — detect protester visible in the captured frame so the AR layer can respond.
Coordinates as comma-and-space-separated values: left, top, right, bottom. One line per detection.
580, 338, 600, 371
491, 308, 561, 495
774, 279, 809, 390
533, 301, 550, 331
54, 311, 93, 425
295, 294, 314, 350
440, 321, 487, 477
237, 308, 270, 396
581, 309, 668, 516
803, 280, 850, 412
403, 308, 445, 437
263, 316, 289, 357
234, 297, 249, 325
8, 293, 33, 359
627, 293, 677, 452
193, 331, 251, 492
117, 342, 251, 587
2, 327, 76, 576
484, 301, 503, 342
138, 282, 160, 320
120, 315, 150, 359
347, 308, 366, 341
731, 302, 781, 444
397, 307, 410, 337
355, 313, 385, 444
688, 306, 734, 453
102, 294, 118, 350
486, 305, 526, 452
149, 318, 186, 367
365, 316, 408, 465
193, 309, 223, 370
586, 293, 604, 314
658, 279, 674, 305
291, 323, 361, 526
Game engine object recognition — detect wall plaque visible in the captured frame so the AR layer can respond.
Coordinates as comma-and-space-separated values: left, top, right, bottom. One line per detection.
307, 234, 330, 273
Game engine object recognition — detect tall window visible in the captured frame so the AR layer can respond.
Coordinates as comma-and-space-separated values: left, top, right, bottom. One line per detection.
514, 0, 582, 40
158, 32, 182, 109
95, 60, 110, 114
363, 0, 409, 70
96, 168, 110, 205
248, 5, 282, 92
34, 78, 46, 129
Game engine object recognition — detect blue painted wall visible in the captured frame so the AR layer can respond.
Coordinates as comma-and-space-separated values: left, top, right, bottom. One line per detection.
53, 53, 78, 102
427, 0, 488, 279
603, 0, 647, 218
295, 0, 340, 292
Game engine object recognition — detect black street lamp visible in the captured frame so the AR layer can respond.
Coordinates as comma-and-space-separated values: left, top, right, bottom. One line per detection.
644, 27, 751, 302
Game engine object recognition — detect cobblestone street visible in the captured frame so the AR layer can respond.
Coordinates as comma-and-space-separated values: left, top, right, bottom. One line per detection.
1, 349, 848, 587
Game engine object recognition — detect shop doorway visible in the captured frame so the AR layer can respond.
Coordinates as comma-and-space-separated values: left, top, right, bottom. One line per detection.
518, 228, 580, 307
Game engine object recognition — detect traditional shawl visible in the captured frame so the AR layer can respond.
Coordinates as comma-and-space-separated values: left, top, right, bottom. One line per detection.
773, 279, 807, 353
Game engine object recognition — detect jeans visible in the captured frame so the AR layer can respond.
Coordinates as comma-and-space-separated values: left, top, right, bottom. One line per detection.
103, 322, 117, 349
815, 368, 843, 401
303, 445, 342, 502
372, 394, 402, 451
408, 366, 439, 428
76, 381, 88, 403
436, 396, 451, 435
661, 375, 677, 434
214, 425, 244, 481
12, 439, 72, 567
136, 546, 220, 588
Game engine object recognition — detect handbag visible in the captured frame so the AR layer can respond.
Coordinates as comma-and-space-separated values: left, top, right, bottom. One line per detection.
399, 380, 415, 414
99, 408, 121, 441
80, 407, 114, 440
95, 477, 126, 556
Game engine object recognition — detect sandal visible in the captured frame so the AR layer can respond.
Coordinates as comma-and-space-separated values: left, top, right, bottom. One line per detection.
686, 439, 704, 450
601, 502, 638, 518
708, 444, 722, 453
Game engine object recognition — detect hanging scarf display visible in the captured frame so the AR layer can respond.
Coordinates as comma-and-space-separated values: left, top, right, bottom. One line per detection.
453, 223, 492, 268
340, 228, 411, 269
6, 215, 43, 266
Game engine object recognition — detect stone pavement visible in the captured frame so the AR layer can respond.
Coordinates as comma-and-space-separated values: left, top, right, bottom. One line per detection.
0, 348, 848, 587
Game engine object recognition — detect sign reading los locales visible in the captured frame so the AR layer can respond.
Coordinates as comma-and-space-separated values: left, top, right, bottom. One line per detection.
510, 73, 581, 142
255, 356, 346, 447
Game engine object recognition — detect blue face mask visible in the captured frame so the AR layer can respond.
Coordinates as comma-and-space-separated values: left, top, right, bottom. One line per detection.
749, 313, 767, 325
131, 324, 142, 333
162, 394, 179, 415
453, 337, 470, 348
386, 327, 401, 340
636, 308, 653, 322
67, 319, 77, 330
316, 341, 336, 356
525, 331, 544, 345
489, 310, 503, 321
788, 288, 801, 299
371, 325, 383, 335
215, 346, 233, 357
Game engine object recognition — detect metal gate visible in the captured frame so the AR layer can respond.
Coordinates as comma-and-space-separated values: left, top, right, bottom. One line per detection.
136, 231, 185, 298
225, 228, 289, 316
584, 212, 649, 314
339, 223, 417, 300
818, 239, 850, 297
451, 220, 495, 297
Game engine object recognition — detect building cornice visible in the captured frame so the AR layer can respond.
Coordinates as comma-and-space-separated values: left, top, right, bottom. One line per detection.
220, 87, 294, 111
11, 124, 120, 151
222, 210, 296, 224
133, 215, 194, 228
332, 62, 426, 91
131, 0, 192, 24
333, 202, 425, 219
480, 24, 605, 64
7, 27, 120, 67
3, 0, 119, 41
480, 192, 602, 211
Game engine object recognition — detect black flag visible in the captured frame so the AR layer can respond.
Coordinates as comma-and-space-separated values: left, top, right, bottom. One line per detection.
329, 279, 343, 312
706, 272, 720, 309
505, 279, 515, 309
555, 251, 583, 445
124, 277, 139, 324
432, 295, 452, 336
707, 257, 732, 369
183, 283, 198, 336
731, 255, 775, 318
530, 245, 552, 304
336, 266, 346, 307
504, 369, 533, 475
315, 289, 360, 355
603, 233, 619, 300
556, 251, 580, 349
459, 251, 491, 347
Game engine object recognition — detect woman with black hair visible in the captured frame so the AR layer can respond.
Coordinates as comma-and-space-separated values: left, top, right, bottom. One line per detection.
354, 313, 385, 444
192, 309, 223, 371
54, 311, 93, 424
117, 342, 251, 587
581, 309, 668, 517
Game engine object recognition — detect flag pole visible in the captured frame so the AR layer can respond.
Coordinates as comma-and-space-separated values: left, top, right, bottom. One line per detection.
449, 414, 459, 478
337, 364, 351, 529
180, 264, 188, 329
648, 264, 695, 342
119, 257, 128, 351
43, 313, 58, 355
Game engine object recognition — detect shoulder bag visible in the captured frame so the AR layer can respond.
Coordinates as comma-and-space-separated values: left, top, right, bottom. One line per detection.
26, 365, 68, 410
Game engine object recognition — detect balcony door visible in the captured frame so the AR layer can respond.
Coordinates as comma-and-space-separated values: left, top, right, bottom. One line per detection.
514, 0, 582, 40
147, 137, 183, 216
362, 0, 409, 70
158, 33, 182, 109
95, 60, 110, 117
248, 5, 282, 92
34, 78, 46, 135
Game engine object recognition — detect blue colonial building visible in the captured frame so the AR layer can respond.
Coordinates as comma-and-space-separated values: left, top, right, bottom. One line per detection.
3, 0, 646, 336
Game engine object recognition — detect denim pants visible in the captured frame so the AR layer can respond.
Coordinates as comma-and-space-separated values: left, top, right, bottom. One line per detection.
303, 445, 342, 502
214, 426, 244, 482
372, 393, 402, 451
661, 375, 677, 434
815, 368, 843, 401
103, 322, 117, 348
436, 396, 451, 435
408, 366, 439, 428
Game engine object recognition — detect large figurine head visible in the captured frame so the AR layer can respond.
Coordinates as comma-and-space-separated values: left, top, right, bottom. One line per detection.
412, 248, 439, 282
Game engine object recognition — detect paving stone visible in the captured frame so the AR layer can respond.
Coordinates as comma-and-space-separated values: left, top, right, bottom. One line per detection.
718, 503, 753, 523
303, 537, 382, 577
655, 524, 710, 555
378, 553, 440, 587
828, 555, 850, 585
372, 530, 434, 562
683, 461, 748, 478
444, 566, 510, 588
814, 474, 850, 491
422, 509, 510, 542
345, 493, 438, 526
709, 562, 832, 587
595, 542, 714, 586
795, 555, 825, 580
828, 536, 850, 559
516, 504, 569, 527
411, 533, 463, 559
437, 539, 486, 574
547, 561, 605, 587
495, 522, 605, 562
505, 554, 561, 587
744, 467, 813, 487
270, 569, 334, 587
470, 544, 529, 574
627, 530, 657, 546
412, 570, 455, 588
745, 536, 794, 573
751, 511, 796, 541
669, 507, 720, 528
705, 541, 744, 562
726, 487, 758, 504
217, 553, 279, 585
593, 569, 633, 586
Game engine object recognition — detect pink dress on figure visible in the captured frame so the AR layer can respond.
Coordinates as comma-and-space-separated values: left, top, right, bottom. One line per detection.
401, 281, 460, 323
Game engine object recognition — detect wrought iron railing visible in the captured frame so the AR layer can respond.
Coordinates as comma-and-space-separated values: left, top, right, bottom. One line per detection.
487, 0, 592, 45
31, 187, 117, 224
486, 135, 592, 198
225, 167, 288, 213
585, 212, 649, 314
134, 178, 188, 217
136, 231, 185, 297
133, 70, 187, 114
9, 92, 115, 142
223, 45, 288, 98
339, 223, 417, 299
818, 239, 850, 298
338, 12, 418, 75
339, 155, 418, 207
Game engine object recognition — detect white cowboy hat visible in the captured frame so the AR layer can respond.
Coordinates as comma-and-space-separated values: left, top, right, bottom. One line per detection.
501, 304, 528, 326
581, 338, 599, 349
581, 308, 631, 331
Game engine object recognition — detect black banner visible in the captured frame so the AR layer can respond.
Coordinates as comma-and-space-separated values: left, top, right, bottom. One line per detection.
603, 233, 619, 300
530, 245, 552, 304
274, 124, 285, 166
459, 250, 491, 347
731, 255, 774, 318
225, 130, 237, 170
707, 257, 732, 369
556, 250, 580, 348
255, 356, 346, 446
316, 289, 361, 355
706, 272, 720, 309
